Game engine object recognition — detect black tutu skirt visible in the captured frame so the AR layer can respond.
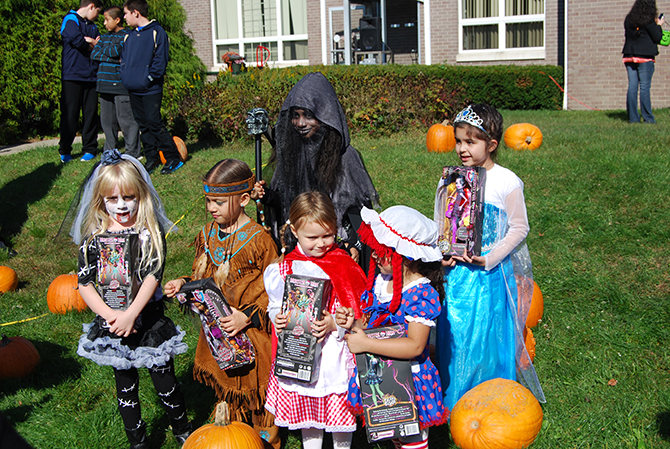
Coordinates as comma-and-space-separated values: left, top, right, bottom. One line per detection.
77, 301, 188, 370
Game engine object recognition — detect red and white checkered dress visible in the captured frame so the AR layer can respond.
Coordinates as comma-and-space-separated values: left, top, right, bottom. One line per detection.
263, 258, 357, 432
265, 363, 356, 431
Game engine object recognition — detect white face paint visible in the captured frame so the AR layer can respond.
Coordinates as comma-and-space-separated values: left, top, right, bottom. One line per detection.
104, 185, 138, 225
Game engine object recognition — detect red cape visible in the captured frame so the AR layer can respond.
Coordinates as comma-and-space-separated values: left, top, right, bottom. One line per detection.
284, 246, 366, 319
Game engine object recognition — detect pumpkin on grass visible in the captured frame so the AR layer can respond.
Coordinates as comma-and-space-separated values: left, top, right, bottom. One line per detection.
0, 265, 18, 293
523, 326, 536, 362
504, 123, 543, 151
183, 402, 264, 449
427, 120, 456, 153
525, 280, 544, 328
159, 136, 188, 164
47, 274, 88, 314
450, 378, 543, 449
0, 335, 40, 380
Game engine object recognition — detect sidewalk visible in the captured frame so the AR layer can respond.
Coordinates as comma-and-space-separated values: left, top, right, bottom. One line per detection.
0, 134, 105, 157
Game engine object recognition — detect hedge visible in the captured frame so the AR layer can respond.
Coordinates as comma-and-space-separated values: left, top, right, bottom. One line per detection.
0, 0, 205, 145
164, 64, 563, 143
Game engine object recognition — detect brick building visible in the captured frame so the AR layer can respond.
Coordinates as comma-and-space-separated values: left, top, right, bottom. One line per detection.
178, 0, 670, 111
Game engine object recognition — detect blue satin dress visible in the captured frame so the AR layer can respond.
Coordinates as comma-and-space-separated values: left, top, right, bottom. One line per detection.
436, 203, 519, 411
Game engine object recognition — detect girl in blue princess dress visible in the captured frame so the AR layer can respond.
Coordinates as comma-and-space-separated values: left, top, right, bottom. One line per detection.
434, 103, 545, 411
337, 205, 449, 449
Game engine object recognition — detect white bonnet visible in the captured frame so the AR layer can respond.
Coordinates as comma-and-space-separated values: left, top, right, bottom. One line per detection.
360, 205, 442, 262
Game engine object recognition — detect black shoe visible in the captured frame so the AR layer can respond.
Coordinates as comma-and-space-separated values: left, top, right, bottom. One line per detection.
144, 159, 160, 173
130, 443, 149, 449
126, 423, 148, 449
173, 422, 192, 447
160, 160, 184, 175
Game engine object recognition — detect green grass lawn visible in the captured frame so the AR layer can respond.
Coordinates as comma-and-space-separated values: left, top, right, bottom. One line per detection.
1, 108, 670, 448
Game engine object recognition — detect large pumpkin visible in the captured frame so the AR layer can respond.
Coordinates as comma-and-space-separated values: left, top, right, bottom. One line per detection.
183, 402, 264, 449
0, 335, 40, 380
47, 274, 88, 314
525, 281, 544, 328
0, 266, 18, 293
450, 378, 543, 449
427, 120, 456, 153
159, 136, 188, 164
504, 123, 543, 151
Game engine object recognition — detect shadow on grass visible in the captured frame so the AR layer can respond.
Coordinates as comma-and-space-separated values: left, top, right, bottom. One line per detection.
656, 411, 670, 441
604, 110, 630, 122
0, 162, 62, 241
0, 340, 84, 397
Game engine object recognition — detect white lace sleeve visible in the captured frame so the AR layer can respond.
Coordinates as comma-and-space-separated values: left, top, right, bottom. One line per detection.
484, 186, 530, 270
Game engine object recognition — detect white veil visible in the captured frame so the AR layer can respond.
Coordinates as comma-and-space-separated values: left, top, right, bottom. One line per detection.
69, 149, 176, 245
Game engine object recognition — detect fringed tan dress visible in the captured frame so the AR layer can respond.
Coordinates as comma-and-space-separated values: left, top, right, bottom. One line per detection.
189, 219, 278, 430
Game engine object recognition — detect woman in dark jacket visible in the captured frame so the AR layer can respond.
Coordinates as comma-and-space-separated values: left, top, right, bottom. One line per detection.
622, 0, 665, 123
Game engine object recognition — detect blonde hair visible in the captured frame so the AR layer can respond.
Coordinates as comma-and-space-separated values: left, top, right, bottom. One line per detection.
82, 160, 164, 272
277, 191, 338, 257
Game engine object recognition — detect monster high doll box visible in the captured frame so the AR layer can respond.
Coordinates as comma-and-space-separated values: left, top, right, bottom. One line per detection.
95, 233, 140, 310
175, 278, 255, 371
275, 274, 331, 383
434, 166, 486, 257
355, 325, 420, 443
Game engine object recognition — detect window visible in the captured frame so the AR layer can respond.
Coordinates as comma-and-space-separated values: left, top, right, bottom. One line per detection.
458, 0, 545, 62
212, 0, 308, 67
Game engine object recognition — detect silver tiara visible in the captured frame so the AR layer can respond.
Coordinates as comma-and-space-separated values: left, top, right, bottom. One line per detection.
454, 105, 489, 136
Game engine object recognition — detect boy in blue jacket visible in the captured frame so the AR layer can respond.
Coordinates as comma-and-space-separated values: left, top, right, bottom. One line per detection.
122, 0, 183, 174
59, 0, 102, 164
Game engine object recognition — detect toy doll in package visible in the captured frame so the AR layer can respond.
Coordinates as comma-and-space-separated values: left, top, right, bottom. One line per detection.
95, 234, 140, 310
275, 274, 331, 383
355, 325, 420, 443
175, 278, 255, 371
434, 166, 486, 257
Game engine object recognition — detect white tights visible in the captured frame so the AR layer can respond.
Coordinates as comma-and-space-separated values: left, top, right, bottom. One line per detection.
301, 428, 352, 449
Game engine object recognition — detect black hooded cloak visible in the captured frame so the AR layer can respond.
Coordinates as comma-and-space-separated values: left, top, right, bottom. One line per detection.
265, 72, 379, 249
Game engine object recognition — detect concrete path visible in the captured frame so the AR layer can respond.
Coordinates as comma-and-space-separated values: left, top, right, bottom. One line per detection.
0, 134, 106, 157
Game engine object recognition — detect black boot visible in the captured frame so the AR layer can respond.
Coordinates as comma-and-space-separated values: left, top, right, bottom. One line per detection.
126, 424, 148, 449
172, 420, 192, 447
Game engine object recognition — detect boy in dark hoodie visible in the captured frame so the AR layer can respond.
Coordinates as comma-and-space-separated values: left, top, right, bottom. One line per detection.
59, 0, 102, 164
121, 0, 183, 174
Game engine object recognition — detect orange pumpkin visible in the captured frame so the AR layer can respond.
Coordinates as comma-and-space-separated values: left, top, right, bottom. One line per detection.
160, 136, 188, 164
0, 266, 18, 293
524, 326, 536, 362
183, 402, 264, 449
47, 274, 88, 314
450, 378, 543, 449
525, 280, 544, 328
504, 123, 543, 151
426, 120, 456, 153
0, 335, 40, 380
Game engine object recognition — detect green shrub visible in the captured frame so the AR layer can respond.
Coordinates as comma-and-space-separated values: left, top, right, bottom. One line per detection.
165, 64, 563, 143
0, 0, 205, 145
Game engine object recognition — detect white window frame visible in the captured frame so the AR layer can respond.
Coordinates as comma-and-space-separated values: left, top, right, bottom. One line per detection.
456, 0, 545, 62
210, 0, 309, 69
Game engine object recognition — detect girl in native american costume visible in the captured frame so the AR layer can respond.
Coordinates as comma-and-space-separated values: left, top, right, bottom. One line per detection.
165, 159, 279, 448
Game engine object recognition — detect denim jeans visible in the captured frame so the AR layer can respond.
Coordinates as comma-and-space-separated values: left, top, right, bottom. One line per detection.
626, 61, 656, 123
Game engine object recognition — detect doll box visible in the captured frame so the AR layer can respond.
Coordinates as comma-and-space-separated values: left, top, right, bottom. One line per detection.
274, 275, 331, 384
434, 166, 486, 257
95, 233, 140, 311
175, 278, 255, 371
355, 325, 420, 443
